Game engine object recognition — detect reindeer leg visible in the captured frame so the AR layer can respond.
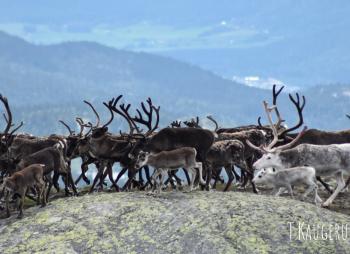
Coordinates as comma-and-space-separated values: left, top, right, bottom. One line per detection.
316, 176, 333, 194
158, 170, 165, 194
5, 191, 10, 218
182, 168, 191, 186
232, 166, 241, 183
121, 169, 137, 191
107, 163, 119, 192
189, 168, 196, 192
212, 167, 220, 189
163, 175, 171, 189
172, 170, 183, 187
63, 173, 73, 196
251, 178, 259, 194
51, 171, 60, 193
115, 167, 128, 185
100, 167, 109, 188
167, 171, 177, 190
139, 168, 144, 186
17, 189, 26, 219
67, 171, 78, 196
89, 168, 103, 193
41, 185, 47, 207
344, 175, 350, 190
75, 158, 91, 185
46, 181, 53, 203
204, 162, 212, 191
143, 165, 153, 188
323, 172, 345, 207
224, 166, 234, 192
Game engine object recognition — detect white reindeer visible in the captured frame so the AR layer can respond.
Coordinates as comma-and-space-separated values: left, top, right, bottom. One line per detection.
247, 100, 350, 207
253, 166, 322, 205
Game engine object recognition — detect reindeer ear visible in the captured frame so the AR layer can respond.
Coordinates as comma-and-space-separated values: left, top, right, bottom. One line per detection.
272, 168, 276, 172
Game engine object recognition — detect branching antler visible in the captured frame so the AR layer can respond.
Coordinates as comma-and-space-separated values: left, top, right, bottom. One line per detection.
170, 120, 182, 128
184, 117, 201, 128
257, 84, 285, 128
0, 94, 13, 135
0, 94, 23, 140
247, 99, 307, 153
75, 117, 93, 137
262, 101, 284, 149
131, 98, 160, 136
119, 103, 142, 134
278, 93, 306, 137
106, 96, 138, 136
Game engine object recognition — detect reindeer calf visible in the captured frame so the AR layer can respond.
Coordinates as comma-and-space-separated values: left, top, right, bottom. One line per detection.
135, 147, 205, 193
252, 166, 322, 205
0, 164, 46, 218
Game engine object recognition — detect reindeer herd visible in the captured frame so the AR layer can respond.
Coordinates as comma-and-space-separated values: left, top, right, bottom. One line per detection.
0, 85, 350, 218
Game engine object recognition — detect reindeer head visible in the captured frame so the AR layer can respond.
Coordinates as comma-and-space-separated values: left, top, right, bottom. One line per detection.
0, 177, 14, 194
134, 151, 150, 169
252, 167, 276, 184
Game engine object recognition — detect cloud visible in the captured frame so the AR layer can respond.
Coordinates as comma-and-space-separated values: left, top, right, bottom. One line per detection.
232, 75, 299, 92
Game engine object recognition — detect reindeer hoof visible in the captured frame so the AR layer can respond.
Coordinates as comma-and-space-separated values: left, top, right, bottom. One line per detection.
17, 214, 23, 219
321, 202, 331, 208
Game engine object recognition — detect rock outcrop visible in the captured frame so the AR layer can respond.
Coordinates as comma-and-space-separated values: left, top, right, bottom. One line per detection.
0, 191, 349, 253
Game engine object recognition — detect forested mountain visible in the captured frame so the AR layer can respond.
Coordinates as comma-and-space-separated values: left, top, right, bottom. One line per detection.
0, 31, 349, 135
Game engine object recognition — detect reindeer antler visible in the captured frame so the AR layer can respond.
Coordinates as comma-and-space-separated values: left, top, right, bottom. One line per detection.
106, 96, 140, 136
206, 115, 219, 132
59, 120, 74, 136
84, 100, 100, 127
0, 94, 23, 139
278, 93, 306, 137
131, 98, 160, 136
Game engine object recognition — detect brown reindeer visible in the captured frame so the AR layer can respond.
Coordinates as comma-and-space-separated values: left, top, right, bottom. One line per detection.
16, 144, 74, 200
134, 147, 205, 193
207, 139, 248, 191
1, 164, 46, 218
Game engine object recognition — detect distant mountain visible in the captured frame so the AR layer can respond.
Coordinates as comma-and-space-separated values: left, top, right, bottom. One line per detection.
1, 1, 350, 87
0, 31, 349, 136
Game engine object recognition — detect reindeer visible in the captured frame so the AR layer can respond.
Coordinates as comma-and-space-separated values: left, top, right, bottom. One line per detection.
0, 164, 46, 218
128, 123, 215, 190
74, 96, 156, 192
134, 147, 205, 193
75, 96, 135, 192
247, 100, 350, 207
253, 166, 322, 205
206, 139, 248, 191
15, 143, 75, 200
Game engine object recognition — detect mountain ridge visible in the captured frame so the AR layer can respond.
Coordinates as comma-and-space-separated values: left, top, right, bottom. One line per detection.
0, 31, 349, 135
